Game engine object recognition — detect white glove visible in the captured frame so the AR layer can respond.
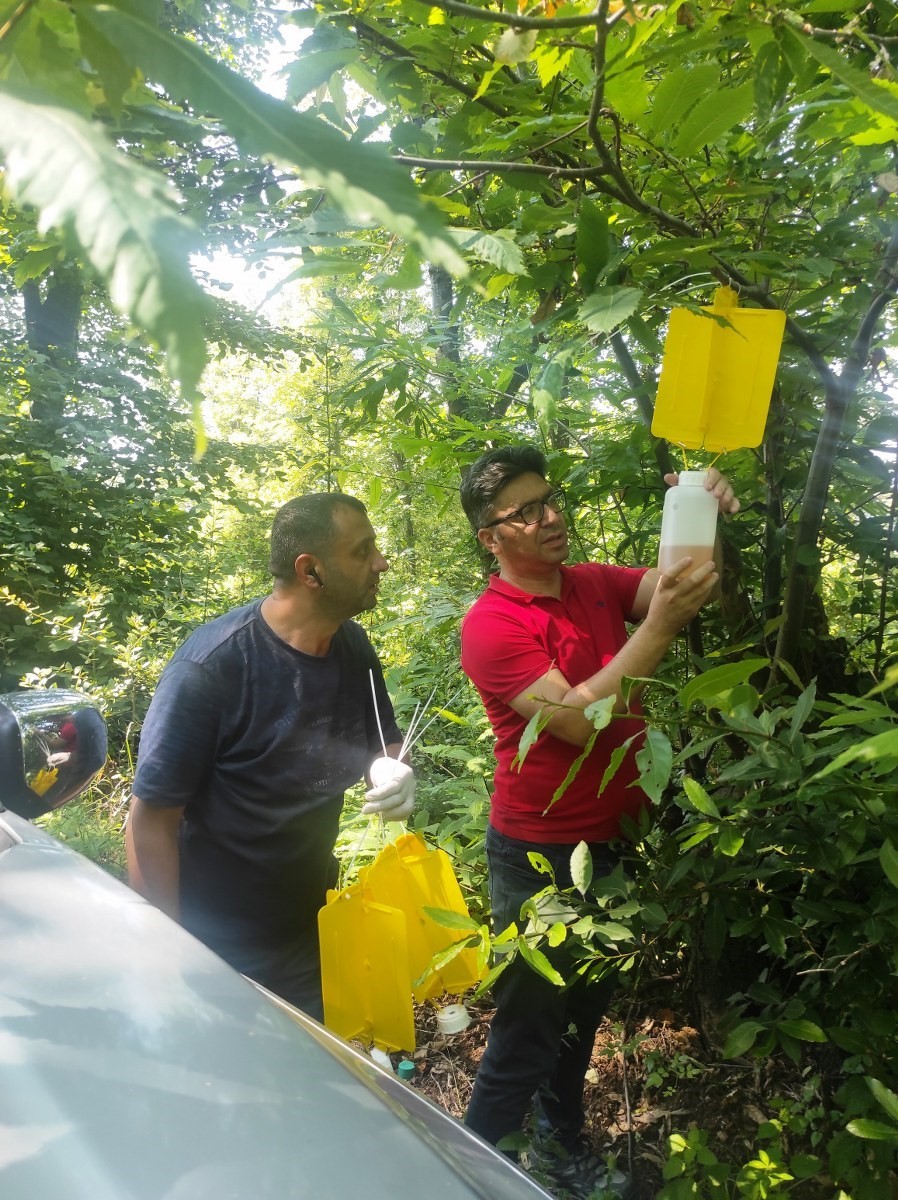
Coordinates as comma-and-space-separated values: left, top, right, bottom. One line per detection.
362, 757, 415, 821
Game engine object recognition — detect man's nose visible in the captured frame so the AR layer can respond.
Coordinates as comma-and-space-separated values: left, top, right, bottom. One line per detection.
541, 504, 564, 527
374, 550, 389, 573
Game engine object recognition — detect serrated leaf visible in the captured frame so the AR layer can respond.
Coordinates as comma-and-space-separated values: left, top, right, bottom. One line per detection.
0, 85, 208, 409
673, 82, 754, 157
513, 708, 549, 770
782, 27, 898, 125
879, 840, 898, 889
812, 729, 898, 780
283, 48, 357, 103
422, 906, 480, 932
598, 735, 636, 798
82, 5, 464, 275
648, 61, 721, 133
680, 659, 769, 709
517, 938, 565, 986
722, 1020, 766, 1059
593, 921, 634, 943
545, 729, 597, 814
682, 777, 720, 819
455, 228, 527, 275
584, 694, 614, 731
635, 726, 672, 803
571, 841, 593, 897
579, 285, 642, 333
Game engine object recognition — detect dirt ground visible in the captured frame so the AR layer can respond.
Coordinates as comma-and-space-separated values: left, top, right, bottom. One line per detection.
378, 996, 805, 1199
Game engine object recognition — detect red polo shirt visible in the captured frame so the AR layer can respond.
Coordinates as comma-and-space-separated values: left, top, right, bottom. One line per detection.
460, 562, 649, 843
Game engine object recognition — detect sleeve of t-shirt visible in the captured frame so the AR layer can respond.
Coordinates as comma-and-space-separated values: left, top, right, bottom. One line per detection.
461, 606, 554, 705
584, 563, 649, 621
132, 660, 222, 809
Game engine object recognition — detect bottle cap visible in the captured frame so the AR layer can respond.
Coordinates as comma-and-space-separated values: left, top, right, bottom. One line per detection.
397, 1060, 416, 1082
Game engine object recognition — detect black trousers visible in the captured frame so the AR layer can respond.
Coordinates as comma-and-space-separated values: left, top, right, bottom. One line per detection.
464, 826, 619, 1150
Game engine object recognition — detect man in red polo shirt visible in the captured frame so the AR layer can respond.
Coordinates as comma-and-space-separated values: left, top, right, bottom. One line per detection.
459, 445, 738, 1199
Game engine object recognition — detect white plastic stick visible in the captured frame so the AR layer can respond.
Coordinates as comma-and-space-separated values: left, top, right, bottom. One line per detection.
369, 668, 389, 758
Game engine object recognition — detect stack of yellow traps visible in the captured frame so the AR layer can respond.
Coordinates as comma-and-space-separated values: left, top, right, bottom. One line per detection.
318, 832, 484, 1052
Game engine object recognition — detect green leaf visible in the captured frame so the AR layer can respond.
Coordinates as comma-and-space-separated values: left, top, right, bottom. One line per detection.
648, 61, 721, 133
579, 286, 642, 334
869, 1078, 898, 1124
782, 27, 898, 125
494, 28, 538, 66
593, 921, 634, 943
547, 921, 567, 947
598, 735, 637, 797
812, 729, 898, 780
682, 777, 721, 819
455, 229, 527, 275
571, 841, 593, 897
635, 726, 672, 803
283, 48, 357, 103
846, 1119, 898, 1143
82, 5, 465, 275
879, 840, 898, 889
0, 85, 209, 405
584, 694, 615, 730
545, 731, 597, 813
777, 1019, 826, 1043
513, 708, 550, 770
575, 199, 609, 292
722, 1021, 766, 1059
517, 938, 565, 986
717, 826, 744, 857
532, 356, 565, 435
673, 82, 754, 158
422, 906, 480, 932
680, 659, 769, 709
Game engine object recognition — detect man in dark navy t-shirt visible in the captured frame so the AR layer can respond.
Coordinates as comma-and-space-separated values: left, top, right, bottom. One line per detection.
128, 494, 412, 1019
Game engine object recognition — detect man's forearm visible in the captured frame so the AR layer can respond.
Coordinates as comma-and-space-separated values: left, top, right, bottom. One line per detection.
550, 619, 677, 742
126, 796, 183, 922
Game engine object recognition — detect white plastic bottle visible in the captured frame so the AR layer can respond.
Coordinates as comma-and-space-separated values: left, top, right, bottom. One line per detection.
657, 471, 718, 574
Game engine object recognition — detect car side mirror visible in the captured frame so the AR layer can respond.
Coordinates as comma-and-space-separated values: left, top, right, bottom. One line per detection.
0, 690, 108, 819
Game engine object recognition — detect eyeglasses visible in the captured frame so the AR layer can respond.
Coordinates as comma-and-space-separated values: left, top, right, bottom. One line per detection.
482, 488, 567, 529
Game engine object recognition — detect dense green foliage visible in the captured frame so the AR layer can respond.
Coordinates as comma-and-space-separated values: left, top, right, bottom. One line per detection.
3, 0, 898, 1195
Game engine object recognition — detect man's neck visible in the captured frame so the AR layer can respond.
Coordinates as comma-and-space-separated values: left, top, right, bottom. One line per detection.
497, 564, 563, 598
259, 591, 341, 656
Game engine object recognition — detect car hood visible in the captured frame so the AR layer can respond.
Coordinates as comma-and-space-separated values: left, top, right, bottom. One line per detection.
0, 811, 548, 1200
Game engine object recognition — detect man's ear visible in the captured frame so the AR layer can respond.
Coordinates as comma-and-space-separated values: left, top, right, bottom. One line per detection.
477, 527, 499, 557
294, 553, 323, 589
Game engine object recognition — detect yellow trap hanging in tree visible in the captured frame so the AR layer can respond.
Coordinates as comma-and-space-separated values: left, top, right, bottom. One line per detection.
652, 286, 786, 452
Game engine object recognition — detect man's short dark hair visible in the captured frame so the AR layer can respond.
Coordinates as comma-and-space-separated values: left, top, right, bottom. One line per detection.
268, 493, 367, 583
459, 446, 548, 533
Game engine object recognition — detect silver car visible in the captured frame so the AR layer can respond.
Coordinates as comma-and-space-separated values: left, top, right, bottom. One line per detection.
0, 690, 551, 1200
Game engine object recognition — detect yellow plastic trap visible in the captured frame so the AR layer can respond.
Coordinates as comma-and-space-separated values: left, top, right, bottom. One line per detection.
319, 833, 484, 1052
652, 286, 786, 452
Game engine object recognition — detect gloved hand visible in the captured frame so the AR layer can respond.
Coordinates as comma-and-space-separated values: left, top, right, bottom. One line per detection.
362, 757, 415, 821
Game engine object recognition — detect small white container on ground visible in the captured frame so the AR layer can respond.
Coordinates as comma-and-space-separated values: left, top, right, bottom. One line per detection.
436, 1004, 471, 1035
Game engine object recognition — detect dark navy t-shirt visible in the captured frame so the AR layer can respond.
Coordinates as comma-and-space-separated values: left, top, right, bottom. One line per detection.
133, 600, 401, 960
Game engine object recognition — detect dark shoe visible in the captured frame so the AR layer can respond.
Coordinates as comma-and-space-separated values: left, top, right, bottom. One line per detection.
526, 1135, 636, 1200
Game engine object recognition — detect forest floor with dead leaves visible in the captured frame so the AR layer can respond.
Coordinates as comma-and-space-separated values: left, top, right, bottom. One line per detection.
378, 997, 816, 1199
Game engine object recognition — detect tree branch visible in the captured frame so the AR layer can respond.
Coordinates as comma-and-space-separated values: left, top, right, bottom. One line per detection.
351, 14, 510, 117
409, 0, 623, 31
394, 153, 608, 178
